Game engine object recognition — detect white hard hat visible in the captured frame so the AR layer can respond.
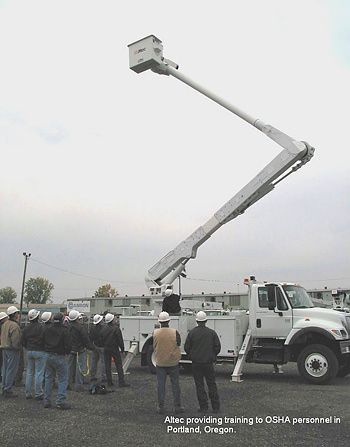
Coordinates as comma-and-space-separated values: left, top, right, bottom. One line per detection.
105, 313, 114, 324
7, 306, 19, 316
164, 289, 172, 297
28, 309, 40, 321
41, 312, 52, 323
196, 311, 207, 322
0, 312, 8, 321
158, 311, 170, 323
69, 310, 80, 321
93, 314, 103, 325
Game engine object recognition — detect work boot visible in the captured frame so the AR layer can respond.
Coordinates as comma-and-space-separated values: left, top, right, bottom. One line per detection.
107, 381, 115, 387
56, 403, 71, 410
119, 382, 130, 388
34, 395, 44, 401
44, 402, 52, 409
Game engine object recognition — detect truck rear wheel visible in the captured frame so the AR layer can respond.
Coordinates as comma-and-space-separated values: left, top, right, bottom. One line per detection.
297, 344, 338, 384
337, 357, 350, 378
146, 345, 157, 375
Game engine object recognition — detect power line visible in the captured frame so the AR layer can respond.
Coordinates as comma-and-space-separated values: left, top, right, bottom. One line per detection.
185, 276, 350, 284
29, 258, 144, 285
28, 258, 350, 287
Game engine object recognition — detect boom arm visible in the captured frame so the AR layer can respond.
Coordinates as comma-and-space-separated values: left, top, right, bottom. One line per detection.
128, 36, 315, 289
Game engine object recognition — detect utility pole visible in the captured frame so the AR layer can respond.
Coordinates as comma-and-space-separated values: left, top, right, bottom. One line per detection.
19, 252, 31, 323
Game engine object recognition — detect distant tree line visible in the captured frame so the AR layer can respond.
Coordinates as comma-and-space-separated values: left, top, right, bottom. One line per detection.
94, 284, 119, 298
0, 286, 17, 304
0, 277, 54, 305
1, 279, 119, 306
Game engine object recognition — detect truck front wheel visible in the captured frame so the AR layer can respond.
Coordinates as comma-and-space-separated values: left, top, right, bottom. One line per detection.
297, 344, 339, 384
146, 345, 157, 375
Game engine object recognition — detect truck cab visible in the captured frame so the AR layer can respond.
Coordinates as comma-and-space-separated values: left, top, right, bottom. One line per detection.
244, 278, 350, 383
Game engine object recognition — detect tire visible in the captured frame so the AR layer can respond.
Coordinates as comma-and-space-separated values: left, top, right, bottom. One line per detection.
297, 344, 339, 384
337, 356, 350, 378
146, 345, 157, 375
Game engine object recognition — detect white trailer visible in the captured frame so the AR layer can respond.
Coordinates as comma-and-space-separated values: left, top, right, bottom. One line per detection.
122, 36, 350, 384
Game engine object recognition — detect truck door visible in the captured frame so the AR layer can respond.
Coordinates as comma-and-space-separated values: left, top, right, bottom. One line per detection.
253, 285, 293, 338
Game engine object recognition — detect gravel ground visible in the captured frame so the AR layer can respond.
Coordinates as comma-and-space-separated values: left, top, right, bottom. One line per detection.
0, 357, 349, 447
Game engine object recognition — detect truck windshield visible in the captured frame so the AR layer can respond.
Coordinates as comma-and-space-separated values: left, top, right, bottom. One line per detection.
282, 285, 314, 309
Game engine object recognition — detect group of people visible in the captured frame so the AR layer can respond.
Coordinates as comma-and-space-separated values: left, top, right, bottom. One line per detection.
154, 302, 221, 413
1, 293, 222, 415
0, 306, 129, 410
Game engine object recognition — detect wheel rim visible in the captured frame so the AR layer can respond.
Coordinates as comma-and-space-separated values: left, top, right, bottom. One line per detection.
305, 353, 328, 378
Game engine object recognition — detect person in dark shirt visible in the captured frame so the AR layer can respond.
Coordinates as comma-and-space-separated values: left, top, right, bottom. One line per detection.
184, 311, 221, 413
67, 310, 95, 391
100, 313, 129, 388
22, 309, 45, 400
41, 312, 72, 410
89, 314, 106, 382
162, 289, 181, 315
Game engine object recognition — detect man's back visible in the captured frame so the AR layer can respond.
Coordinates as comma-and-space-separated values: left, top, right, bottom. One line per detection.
153, 327, 181, 367
43, 324, 72, 355
162, 294, 181, 314
184, 325, 221, 363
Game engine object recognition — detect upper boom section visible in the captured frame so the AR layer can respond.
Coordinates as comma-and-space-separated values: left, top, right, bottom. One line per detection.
128, 36, 315, 287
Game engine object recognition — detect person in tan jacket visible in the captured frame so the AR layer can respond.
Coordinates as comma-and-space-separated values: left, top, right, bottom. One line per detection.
0, 312, 9, 383
153, 312, 184, 414
0, 306, 22, 397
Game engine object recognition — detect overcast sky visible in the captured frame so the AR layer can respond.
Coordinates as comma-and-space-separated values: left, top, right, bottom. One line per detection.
1, 0, 349, 303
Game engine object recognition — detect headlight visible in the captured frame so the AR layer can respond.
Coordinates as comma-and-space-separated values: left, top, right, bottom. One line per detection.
330, 329, 348, 338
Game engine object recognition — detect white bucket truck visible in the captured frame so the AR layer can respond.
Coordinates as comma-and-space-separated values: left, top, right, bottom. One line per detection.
122, 36, 350, 384
121, 277, 350, 384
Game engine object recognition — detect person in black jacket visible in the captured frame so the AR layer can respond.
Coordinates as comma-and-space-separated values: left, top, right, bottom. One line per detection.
184, 311, 221, 413
67, 310, 95, 391
22, 309, 45, 400
162, 289, 181, 315
100, 313, 129, 388
41, 312, 72, 410
89, 314, 107, 382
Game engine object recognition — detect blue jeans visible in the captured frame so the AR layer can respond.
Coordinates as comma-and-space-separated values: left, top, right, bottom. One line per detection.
90, 345, 106, 380
25, 350, 46, 398
156, 365, 181, 408
44, 353, 68, 405
1, 349, 20, 391
68, 351, 87, 389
